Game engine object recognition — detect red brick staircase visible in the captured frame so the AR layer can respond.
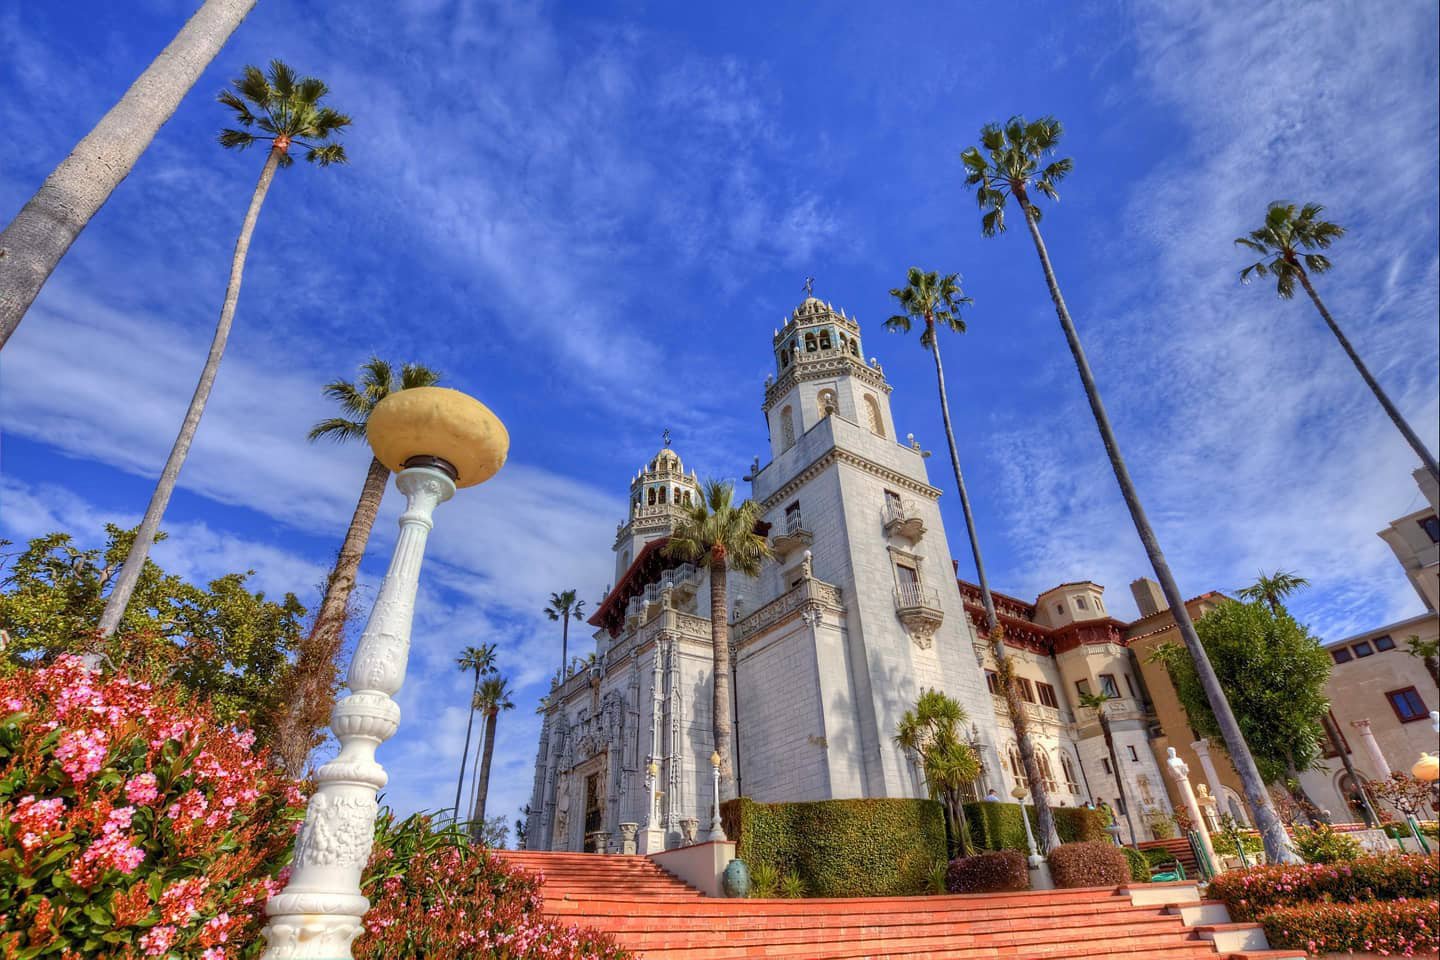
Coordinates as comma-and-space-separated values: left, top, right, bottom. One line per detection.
498, 851, 1304, 960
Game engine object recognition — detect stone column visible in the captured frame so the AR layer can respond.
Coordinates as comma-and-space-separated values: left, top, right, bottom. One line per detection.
260, 467, 454, 959
1166, 747, 1220, 876
1351, 719, 1392, 778
1190, 740, 1227, 815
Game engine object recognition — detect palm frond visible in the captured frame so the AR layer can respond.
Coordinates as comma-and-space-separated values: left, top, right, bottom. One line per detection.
217, 129, 258, 151
307, 417, 366, 443
306, 143, 348, 166
400, 362, 442, 389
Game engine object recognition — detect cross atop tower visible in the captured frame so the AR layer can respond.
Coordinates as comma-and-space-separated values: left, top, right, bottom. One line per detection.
802, 276, 815, 296
662, 428, 672, 448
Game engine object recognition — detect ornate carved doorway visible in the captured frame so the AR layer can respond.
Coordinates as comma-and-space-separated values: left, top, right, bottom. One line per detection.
582, 772, 603, 852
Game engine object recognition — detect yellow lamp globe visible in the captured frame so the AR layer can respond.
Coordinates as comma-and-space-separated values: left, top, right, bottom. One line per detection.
366, 386, 508, 488
1413, 752, 1439, 784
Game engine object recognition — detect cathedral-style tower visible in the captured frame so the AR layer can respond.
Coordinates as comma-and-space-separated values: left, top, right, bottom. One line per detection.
737, 294, 1002, 802
613, 445, 701, 582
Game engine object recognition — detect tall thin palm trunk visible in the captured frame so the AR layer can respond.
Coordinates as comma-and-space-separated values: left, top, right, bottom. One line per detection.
1322, 712, 1378, 827
1097, 711, 1138, 845
1017, 192, 1298, 863
97, 147, 282, 637
0, 0, 257, 351
929, 325, 1061, 850
454, 669, 482, 821
560, 614, 570, 680
269, 455, 391, 775
1295, 270, 1439, 484
472, 708, 499, 835
468, 711, 487, 829
710, 553, 736, 800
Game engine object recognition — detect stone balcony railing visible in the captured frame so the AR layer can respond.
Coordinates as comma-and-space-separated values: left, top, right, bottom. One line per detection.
991, 694, 1063, 728
735, 576, 843, 640
881, 498, 925, 543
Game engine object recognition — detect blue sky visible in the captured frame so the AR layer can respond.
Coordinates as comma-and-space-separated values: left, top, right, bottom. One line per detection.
2, 0, 1437, 832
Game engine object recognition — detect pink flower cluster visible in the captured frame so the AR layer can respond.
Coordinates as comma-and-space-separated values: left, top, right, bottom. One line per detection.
124, 772, 160, 805
13, 795, 67, 852
55, 726, 109, 784
70, 806, 146, 887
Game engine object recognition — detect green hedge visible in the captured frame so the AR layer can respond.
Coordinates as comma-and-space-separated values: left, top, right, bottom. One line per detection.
964, 802, 1106, 853
721, 797, 946, 897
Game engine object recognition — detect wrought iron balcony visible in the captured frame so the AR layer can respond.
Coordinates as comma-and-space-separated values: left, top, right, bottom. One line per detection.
882, 498, 925, 543
770, 511, 813, 558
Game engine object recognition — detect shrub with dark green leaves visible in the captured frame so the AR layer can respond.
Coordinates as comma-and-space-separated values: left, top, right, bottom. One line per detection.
964, 802, 1105, 853
1122, 846, 1150, 882
1290, 823, 1361, 864
945, 850, 1030, 894
1208, 854, 1438, 922
722, 797, 945, 897
1047, 841, 1130, 889
1258, 900, 1438, 956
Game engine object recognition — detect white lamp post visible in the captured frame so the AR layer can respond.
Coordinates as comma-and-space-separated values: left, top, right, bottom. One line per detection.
259, 387, 508, 959
1011, 784, 1043, 867
706, 750, 728, 842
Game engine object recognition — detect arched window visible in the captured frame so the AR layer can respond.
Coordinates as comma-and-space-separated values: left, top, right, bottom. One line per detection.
658, 486, 667, 504
781, 350, 790, 368
647, 488, 656, 506
682, 490, 692, 506
1036, 750, 1058, 793
849, 340, 859, 356
1008, 746, 1028, 788
818, 330, 832, 350
1060, 752, 1081, 794
780, 405, 796, 450
804, 333, 817, 353
817, 389, 838, 420
864, 394, 884, 437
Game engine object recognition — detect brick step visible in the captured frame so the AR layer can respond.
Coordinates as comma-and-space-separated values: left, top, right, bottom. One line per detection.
629, 929, 1223, 959
580, 902, 1189, 935
613, 912, 1189, 948
543, 886, 1127, 916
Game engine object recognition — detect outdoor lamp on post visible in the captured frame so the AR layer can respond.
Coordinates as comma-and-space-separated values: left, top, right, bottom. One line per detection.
1011, 784, 1043, 867
259, 387, 508, 960
707, 750, 728, 842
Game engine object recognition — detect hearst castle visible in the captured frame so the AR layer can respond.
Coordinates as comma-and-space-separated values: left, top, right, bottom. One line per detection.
523, 294, 1181, 854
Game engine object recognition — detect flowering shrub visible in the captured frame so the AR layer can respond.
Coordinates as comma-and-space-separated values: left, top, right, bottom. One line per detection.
1258, 899, 1439, 956
1208, 854, 1439, 921
944, 850, 1030, 894
0, 655, 304, 958
354, 810, 629, 960
1291, 823, 1362, 864
1046, 841, 1130, 889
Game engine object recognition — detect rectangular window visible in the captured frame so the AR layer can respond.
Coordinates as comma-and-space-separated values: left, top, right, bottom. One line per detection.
1353, 641, 1374, 658
1322, 710, 1350, 758
1387, 687, 1429, 723
1373, 634, 1395, 652
1115, 795, 1127, 816
1420, 515, 1440, 544
1075, 596, 1088, 610
1123, 674, 1137, 698
1076, 679, 1092, 699
1331, 647, 1353, 664
1101, 757, 1112, 775
1127, 745, 1139, 762
1099, 674, 1121, 699
985, 670, 1001, 696
784, 501, 802, 534
1037, 682, 1059, 708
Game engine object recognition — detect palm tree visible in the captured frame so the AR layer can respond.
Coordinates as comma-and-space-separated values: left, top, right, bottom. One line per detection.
1078, 692, 1139, 846
895, 689, 982, 857
470, 675, 515, 838
264, 357, 441, 775
1237, 570, 1310, 616
665, 479, 772, 801
0, 0, 258, 351
544, 590, 587, 682
886, 266, 1062, 852
1236, 203, 1438, 484
961, 115, 1299, 864
97, 61, 350, 638
453, 644, 497, 823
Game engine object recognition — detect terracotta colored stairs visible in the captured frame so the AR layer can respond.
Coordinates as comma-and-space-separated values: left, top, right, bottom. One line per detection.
497, 852, 1306, 960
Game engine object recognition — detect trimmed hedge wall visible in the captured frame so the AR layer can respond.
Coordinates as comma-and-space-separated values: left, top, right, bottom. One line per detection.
721, 797, 946, 897
963, 802, 1106, 853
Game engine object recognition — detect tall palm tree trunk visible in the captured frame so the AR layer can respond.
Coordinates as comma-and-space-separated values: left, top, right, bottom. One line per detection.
454, 668, 482, 821
97, 147, 282, 637
0, 0, 257, 351
710, 551, 736, 800
561, 614, 570, 680
472, 708, 499, 836
1017, 193, 1298, 864
268, 454, 391, 775
468, 711, 487, 830
928, 327, 1061, 850
1294, 270, 1439, 484
1098, 712, 1139, 845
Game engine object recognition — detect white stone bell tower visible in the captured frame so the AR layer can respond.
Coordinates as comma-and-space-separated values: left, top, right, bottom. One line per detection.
612, 442, 701, 582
